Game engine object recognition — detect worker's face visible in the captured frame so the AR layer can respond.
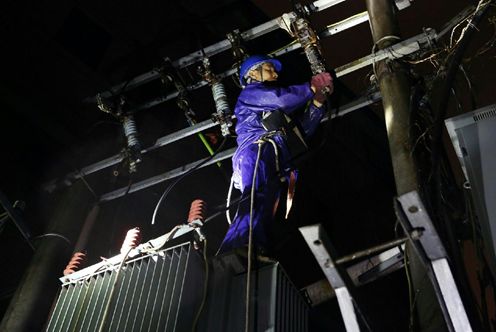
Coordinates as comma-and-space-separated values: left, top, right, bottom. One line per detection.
248, 62, 278, 82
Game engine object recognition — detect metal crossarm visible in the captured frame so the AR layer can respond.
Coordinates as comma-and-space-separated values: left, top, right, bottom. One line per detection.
0, 191, 34, 250
396, 191, 473, 332
88, 0, 355, 101
127, 0, 412, 114
45, 91, 381, 194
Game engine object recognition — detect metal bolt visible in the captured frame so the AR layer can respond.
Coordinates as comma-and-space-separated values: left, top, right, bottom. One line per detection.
408, 205, 419, 213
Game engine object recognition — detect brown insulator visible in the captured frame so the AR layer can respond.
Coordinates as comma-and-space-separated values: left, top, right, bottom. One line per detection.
188, 199, 207, 223
120, 227, 141, 254
63, 252, 86, 276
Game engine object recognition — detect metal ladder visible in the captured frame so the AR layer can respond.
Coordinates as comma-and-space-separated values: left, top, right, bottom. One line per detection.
300, 190, 472, 332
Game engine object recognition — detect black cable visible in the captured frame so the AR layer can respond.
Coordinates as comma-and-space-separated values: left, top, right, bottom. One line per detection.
245, 140, 264, 332
204, 195, 250, 224
428, 4, 494, 330
431, 0, 493, 191
151, 137, 228, 225
191, 239, 209, 332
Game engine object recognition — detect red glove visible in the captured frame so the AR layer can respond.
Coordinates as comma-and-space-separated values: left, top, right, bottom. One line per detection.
311, 72, 333, 103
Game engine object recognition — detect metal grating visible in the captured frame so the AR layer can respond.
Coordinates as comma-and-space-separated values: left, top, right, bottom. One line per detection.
197, 259, 308, 332
473, 106, 496, 122
275, 266, 307, 332
46, 242, 203, 332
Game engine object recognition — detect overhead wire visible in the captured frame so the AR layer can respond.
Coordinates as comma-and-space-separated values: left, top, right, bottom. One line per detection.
151, 137, 228, 225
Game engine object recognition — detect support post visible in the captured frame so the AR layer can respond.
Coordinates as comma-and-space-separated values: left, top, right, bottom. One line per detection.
0, 182, 94, 332
364, 1, 446, 330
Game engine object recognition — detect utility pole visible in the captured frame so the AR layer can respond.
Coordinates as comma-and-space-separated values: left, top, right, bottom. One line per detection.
365, 0, 417, 195
0, 182, 95, 332
364, 1, 446, 331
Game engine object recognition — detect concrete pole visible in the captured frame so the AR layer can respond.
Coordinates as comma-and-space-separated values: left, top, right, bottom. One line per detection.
364, 0, 417, 195
0, 181, 94, 332
364, 1, 445, 331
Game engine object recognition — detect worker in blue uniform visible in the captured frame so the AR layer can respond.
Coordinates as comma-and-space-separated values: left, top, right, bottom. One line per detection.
218, 55, 333, 254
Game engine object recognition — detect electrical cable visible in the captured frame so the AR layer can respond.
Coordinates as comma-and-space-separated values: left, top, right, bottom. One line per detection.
97, 246, 133, 332
32, 233, 71, 246
403, 244, 415, 331
191, 239, 209, 332
428, 4, 494, 329
78, 170, 99, 201
226, 176, 235, 225
245, 140, 264, 332
151, 137, 228, 225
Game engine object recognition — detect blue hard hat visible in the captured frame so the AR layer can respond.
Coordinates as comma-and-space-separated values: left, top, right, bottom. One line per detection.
239, 55, 282, 86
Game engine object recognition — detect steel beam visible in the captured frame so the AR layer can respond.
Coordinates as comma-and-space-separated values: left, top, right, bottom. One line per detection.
99, 147, 236, 202
89, 0, 353, 101
45, 90, 382, 193
97, 92, 382, 201
46, 1, 426, 192
129, 0, 411, 113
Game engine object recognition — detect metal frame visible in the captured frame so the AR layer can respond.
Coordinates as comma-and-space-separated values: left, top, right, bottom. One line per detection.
48, 23, 433, 192
396, 191, 473, 332
300, 224, 370, 332
98, 91, 382, 201
300, 191, 473, 331
127, 0, 412, 113
0, 191, 34, 250
45, 0, 421, 192
303, 245, 405, 307
87, 0, 393, 101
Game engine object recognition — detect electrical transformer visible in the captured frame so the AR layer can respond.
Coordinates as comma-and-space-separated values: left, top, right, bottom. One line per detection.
45, 240, 308, 331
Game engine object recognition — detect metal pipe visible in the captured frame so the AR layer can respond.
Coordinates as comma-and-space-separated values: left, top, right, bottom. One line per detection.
335, 236, 409, 265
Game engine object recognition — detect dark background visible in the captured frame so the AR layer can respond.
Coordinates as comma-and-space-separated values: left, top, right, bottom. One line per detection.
1, 0, 494, 330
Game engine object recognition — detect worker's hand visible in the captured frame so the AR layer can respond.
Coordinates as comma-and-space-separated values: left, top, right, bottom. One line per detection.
311, 72, 333, 104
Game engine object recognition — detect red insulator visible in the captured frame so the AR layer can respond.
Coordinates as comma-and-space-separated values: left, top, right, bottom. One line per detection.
188, 199, 207, 223
120, 227, 141, 254
63, 252, 86, 276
